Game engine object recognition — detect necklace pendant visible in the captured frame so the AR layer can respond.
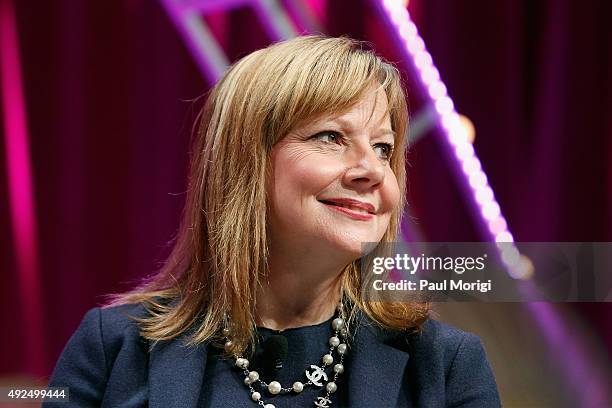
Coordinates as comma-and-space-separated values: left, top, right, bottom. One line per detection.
305, 364, 328, 387
314, 396, 332, 407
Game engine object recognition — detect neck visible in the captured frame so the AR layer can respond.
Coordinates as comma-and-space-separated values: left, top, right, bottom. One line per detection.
255, 246, 347, 331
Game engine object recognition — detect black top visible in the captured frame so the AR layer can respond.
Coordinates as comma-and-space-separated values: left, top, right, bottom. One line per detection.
200, 316, 349, 407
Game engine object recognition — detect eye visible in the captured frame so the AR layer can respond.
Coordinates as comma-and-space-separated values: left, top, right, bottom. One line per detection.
373, 142, 394, 160
311, 131, 342, 144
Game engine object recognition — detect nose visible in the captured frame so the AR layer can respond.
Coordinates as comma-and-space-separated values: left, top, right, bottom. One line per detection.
342, 144, 386, 190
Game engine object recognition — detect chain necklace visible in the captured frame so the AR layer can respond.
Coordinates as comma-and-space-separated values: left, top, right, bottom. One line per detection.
223, 307, 349, 408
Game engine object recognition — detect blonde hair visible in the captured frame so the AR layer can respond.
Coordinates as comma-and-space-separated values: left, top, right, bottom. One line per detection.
106, 35, 430, 354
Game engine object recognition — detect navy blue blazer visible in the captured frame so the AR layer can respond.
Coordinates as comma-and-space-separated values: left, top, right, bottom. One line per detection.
44, 303, 501, 407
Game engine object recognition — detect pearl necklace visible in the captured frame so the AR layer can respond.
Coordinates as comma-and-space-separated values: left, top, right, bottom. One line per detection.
223, 311, 349, 408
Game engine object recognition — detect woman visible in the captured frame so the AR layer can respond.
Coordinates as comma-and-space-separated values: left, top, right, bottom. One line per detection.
45, 35, 500, 407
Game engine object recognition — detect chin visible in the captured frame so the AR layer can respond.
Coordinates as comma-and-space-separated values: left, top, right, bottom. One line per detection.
325, 231, 383, 260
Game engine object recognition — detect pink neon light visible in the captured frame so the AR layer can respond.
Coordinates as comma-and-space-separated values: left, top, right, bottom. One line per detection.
0, 0, 45, 376
380, 0, 528, 276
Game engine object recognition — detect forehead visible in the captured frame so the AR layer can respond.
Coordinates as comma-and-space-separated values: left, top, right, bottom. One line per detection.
338, 88, 389, 124
302, 88, 391, 130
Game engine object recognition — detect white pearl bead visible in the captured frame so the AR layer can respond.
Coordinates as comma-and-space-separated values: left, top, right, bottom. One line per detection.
332, 318, 344, 330
248, 371, 259, 382
224, 340, 233, 351
236, 358, 249, 369
244, 377, 252, 385
264, 404, 275, 408
333, 363, 344, 374
322, 354, 333, 365
292, 381, 304, 393
268, 381, 282, 395
337, 343, 347, 355
326, 382, 337, 393
329, 336, 340, 347
251, 391, 261, 401
222, 327, 231, 336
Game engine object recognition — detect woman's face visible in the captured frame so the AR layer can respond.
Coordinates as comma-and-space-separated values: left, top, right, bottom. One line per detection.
268, 88, 401, 260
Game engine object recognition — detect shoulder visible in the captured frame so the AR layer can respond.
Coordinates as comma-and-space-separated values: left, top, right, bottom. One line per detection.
97, 302, 151, 342
405, 319, 501, 407
75, 303, 151, 360
62, 302, 150, 357
44, 303, 152, 407
76, 302, 149, 332
408, 318, 483, 362
62, 302, 152, 371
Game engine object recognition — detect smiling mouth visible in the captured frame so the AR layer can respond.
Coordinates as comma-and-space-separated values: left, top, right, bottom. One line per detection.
318, 200, 375, 220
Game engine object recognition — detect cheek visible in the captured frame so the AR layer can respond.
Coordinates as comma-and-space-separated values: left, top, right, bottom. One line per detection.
273, 150, 339, 197
381, 169, 401, 213
269, 150, 340, 225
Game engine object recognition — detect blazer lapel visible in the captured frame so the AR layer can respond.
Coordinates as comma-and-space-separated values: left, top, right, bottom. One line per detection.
149, 333, 208, 408
348, 318, 411, 408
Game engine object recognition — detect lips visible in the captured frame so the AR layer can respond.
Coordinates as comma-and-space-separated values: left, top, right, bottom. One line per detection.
318, 198, 376, 215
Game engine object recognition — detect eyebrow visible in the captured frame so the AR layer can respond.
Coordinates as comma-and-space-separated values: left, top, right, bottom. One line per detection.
326, 117, 396, 138
378, 129, 397, 137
